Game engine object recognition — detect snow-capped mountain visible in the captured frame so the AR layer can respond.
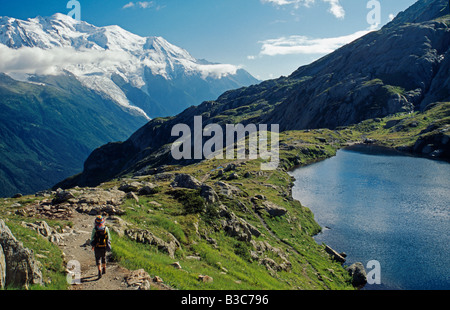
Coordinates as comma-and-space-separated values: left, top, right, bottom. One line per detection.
0, 13, 259, 118
0, 13, 259, 198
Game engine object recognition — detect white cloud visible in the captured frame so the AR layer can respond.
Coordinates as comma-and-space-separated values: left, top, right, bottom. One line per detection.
323, 0, 345, 19
261, 0, 344, 19
0, 44, 132, 75
196, 64, 242, 79
122, 1, 159, 9
122, 2, 135, 9
258, 29, 372, 56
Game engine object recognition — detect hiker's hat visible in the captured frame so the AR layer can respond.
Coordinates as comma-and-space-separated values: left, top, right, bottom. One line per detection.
95, 215, 105, 226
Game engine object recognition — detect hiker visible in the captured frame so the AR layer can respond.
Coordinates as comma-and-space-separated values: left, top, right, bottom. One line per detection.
90, 215, 111, 279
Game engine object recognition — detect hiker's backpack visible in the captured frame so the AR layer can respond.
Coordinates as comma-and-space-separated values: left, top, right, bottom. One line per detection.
93, 228, 110, 250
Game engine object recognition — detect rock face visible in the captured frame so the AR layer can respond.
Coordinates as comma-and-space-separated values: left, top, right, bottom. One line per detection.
267, 1, 450, 130
0, 220, 43, 288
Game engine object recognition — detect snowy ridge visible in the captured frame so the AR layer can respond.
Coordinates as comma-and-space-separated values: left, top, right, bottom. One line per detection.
0, 13, 249, 119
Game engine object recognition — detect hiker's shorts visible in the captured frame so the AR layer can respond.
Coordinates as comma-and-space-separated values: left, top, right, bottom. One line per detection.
94, 247, 106, 266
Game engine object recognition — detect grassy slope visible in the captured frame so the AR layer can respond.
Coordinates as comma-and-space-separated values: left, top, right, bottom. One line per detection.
1, 102, 448, 290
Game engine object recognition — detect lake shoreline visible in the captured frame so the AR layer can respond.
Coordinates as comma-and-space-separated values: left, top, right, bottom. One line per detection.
287, 142, 450, 290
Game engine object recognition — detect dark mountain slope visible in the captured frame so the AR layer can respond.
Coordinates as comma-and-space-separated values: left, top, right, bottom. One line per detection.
0, 73, 148, 197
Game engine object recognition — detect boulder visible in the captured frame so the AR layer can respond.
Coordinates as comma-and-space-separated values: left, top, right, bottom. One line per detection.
200, 185, 219, 204
171, 174, 202, 190
0, 220, 43, 288
138, 183, 159, 195
215, 181, 241, 197
118, 182, 141, 193
219, 205, 261, 242
126, 191, 139, 203
346, 262, 367, 288
198, 275, 214, 283
52, 189, 75, 205
227, 173, 239, 180
125, 269, 152, 289
262, 201, 287, 217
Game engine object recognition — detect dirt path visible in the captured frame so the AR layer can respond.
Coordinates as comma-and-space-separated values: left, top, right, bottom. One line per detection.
60, 212, 133, 290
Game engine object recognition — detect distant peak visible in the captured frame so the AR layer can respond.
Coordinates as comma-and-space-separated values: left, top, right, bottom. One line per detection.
386, 0, 449, 28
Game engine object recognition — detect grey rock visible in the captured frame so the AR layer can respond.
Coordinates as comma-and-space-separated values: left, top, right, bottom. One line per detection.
21, 221, 65, 245
200, 184, 219, 204
138, 183, 158, 195
347, 262, 368, 288
227, 173, 239, 180
215, 181, 241, 197
125, 229, 180, 259
118, 182, 141, 193
219, 205, 261, 242
170, 174, 202, 190
0, 220, 43, 288
52, 189, 75, 205
0, 244, 5, 289
126, 191, 139, 203
262, 201, 287, 217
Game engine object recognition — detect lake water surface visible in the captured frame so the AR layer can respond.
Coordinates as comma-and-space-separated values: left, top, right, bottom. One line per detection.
290, 145, 450, 290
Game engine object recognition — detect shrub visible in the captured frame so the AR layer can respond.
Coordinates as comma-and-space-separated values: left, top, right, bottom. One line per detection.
170, 189, 206, 215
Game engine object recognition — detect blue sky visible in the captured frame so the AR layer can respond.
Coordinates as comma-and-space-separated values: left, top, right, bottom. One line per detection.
1, 0, 417, 80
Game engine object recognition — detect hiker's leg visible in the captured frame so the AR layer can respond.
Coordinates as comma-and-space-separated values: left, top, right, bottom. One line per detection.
98, 248, 106, 274
94, 248, 103, 278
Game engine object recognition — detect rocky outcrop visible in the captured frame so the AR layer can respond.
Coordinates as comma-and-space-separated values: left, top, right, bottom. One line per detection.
215, 181, 241, 197
346, 262, 368, 288
21, 221, 65, 246
250, 240, 292, 273
261, 201, 288, 217
413, 130, 450, 158
125, 268, 172, 290
218, 205, 261, 242
0, 220, 43, 288
170, 174, 202, 190
52, 189, 75, 205
125, 228, 181, 259
200, 184, 219, 204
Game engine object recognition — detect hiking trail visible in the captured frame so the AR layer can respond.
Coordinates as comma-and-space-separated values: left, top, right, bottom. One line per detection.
60, 212, 170, 290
